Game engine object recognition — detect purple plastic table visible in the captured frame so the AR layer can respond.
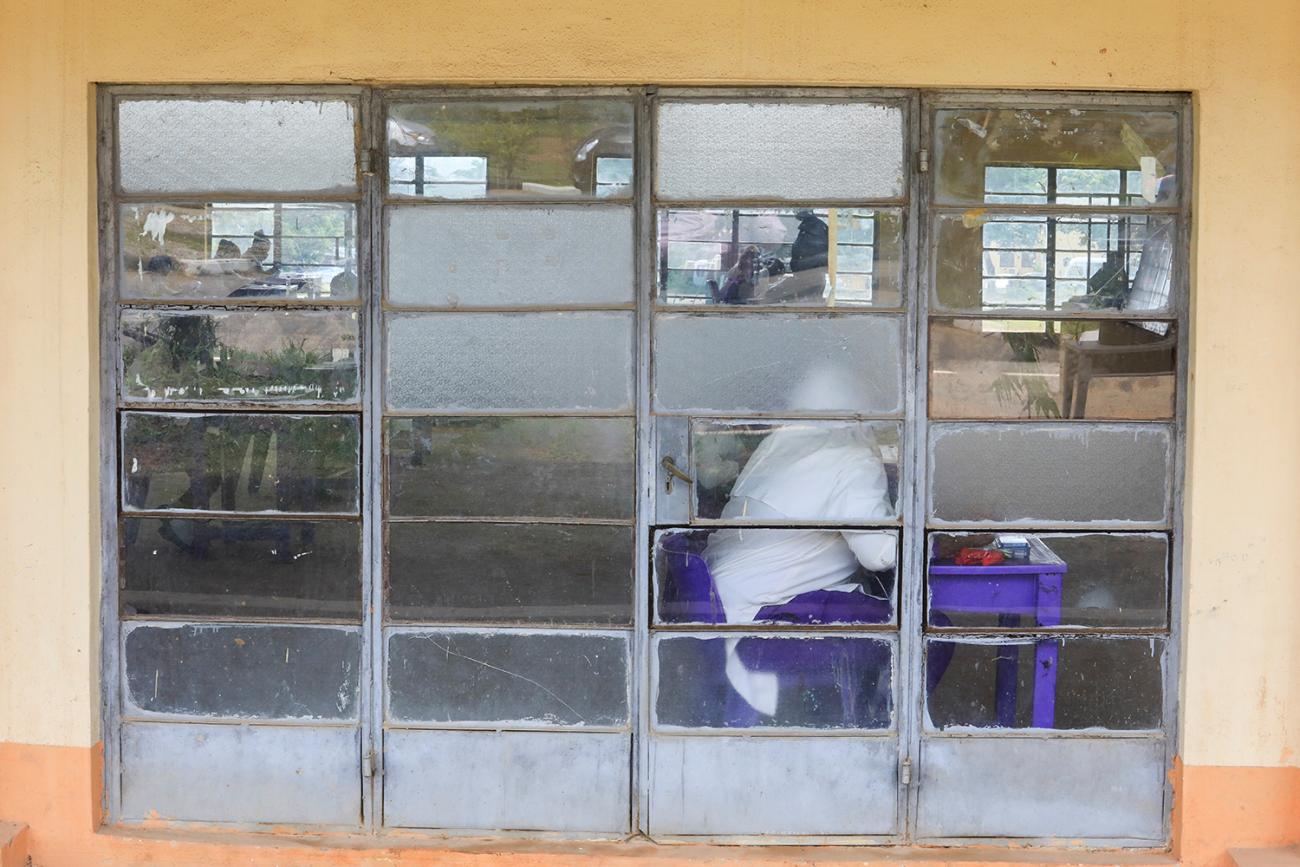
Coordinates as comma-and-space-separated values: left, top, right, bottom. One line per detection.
928, 536, 1067, 728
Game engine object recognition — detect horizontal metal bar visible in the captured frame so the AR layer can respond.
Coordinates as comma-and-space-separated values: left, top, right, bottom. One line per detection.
928, 203, 1179, 217
385, 515, 633, 526
119, 613, 362, 627
651, 410, 905, 421
652, 303, 907, 315
382, 408, 636, 419
924, 416, 1174, 425
686, 518, 904, 528
383, 194, 635, 206
922, 88, 1189, 109
381, 303, 636, 314
384, 617, 634, 630
383, 86, 643, 100
929, 308, 1175, 321
114, 191, 362, 204
650, 725, 897, 738
925, 521, 1173, 532
650, 622, 900, 634
118, 298, 362, 310
922, 626, 1170, 637
118, 713, 359, 728
653, 197, 909, 209
655, 86, 915, 101
105, 83, 367, 98
121, 508, 360, 522
923, 727, 1167, 740
118, 401, 363, 413
382, 721, 632, 735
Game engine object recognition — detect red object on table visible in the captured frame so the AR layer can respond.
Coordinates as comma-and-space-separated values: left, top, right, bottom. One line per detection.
955, 547, 1006, 567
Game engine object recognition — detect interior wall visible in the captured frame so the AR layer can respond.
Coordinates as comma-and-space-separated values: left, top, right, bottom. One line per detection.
1, 0, 1297, 776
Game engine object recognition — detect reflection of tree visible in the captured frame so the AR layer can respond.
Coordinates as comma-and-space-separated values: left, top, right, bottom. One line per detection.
990, 331, 1063, 419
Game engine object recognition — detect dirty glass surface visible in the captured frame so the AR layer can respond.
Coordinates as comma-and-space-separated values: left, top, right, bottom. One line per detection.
120, 309, 360, 403
654, 635, 894, 730
386, 417, 634, 519
654, 313, 903, 414
928, 423, 1171, 525
386, 312, 635, 411
386, 100, 634, 199
118, 99, 358, 194
123, 624, 361, 720
691, 419, 901, 521
119, 203, 359, 302
928, 319, 1176, 420
925, 636, 1164, 730
657, 208, 903, 307
121, 412, 361, 514
932, 108, 1179, 208
653, 528, 897, 625
926, 532, 1168, 629
121, 517, 362, 620
387, 522, 633, 625
931, 212, 1175, 314
386, 630, 629, 726
656, 102, 905, 200
387, 205, 634, 307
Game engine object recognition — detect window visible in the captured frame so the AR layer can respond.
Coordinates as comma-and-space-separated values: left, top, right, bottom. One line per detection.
100, 87, 1188, 844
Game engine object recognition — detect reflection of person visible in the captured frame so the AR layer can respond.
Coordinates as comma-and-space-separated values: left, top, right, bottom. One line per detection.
704, 373, 897, 714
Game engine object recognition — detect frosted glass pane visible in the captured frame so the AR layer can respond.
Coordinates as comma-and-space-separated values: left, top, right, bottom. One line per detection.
929, 424, 1171, 525
118, 99, 357, 193
387, 629, 628, 726
657, 102, 904, 200
386, 312, 634, 411
387, 206, 633, 306
654, 313, 902, 414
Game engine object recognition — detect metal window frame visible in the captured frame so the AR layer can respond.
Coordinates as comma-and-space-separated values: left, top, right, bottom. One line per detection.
97, 83, 1191, 848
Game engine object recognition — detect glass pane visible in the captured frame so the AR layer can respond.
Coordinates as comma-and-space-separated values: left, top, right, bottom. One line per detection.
121, 517, 361, 619
932, 212, 1175, 314
929, 319, 1176, 420
387, 630, 628, 726
926, 637, 1164, 730
387, 205, 633, 307
386, 312, 634, 411
386, 417, 634, 519
927, 532, 1168, 629
656, 102, 904, 200
654, 635, 894, 730
691, 419, 901, 522
123, 624, 361, 720
657, 208, 902, 307
387, 522, 633, 625
119, 203, 359, 301
120, 310, 360, 403
932, 107, 1178, 207
929, 423, 1171, 525
387, 100, 633, 199
118, 99, 357, 194
654, 313, 903, 414
655, 528, 896, 625
121, 412, 360, 515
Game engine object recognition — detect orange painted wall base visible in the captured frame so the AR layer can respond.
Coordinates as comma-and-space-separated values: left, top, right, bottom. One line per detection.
1, 741, 1296, 867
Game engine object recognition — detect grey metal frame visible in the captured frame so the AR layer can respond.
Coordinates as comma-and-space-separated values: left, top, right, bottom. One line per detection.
96, 83, 1191, 848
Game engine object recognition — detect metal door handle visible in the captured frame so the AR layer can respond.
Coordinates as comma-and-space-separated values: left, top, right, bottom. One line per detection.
661, 456, 694, 494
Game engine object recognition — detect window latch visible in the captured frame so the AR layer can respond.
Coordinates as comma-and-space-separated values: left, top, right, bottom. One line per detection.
901, 758, 912, 787
661, 456, 694, 494
363, 747, 381, 779
916, 149, 930, 174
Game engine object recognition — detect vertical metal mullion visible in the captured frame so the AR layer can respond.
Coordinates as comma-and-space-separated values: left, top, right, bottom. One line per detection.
361, 87, 387, 832
97, 86, 125, 825
632, 86, 656, 837
900, 91, 929, 842
1161, 96, 1194, 847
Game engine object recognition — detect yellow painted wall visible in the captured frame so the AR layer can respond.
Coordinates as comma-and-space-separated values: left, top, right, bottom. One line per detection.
0, 0, 1297, 773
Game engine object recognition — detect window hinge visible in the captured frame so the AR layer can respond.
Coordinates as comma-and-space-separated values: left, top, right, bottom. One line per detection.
361, 148, 377, 176
916, 149, 930, 174
363, 747, 382, 779
901, 758, 912, 786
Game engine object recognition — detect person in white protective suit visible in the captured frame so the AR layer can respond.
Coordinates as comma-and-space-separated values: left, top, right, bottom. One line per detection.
703, 370, 897, 717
